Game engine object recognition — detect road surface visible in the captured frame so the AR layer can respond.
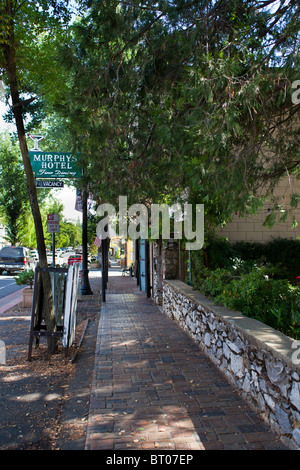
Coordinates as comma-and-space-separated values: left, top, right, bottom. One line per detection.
0, 275, 24, 301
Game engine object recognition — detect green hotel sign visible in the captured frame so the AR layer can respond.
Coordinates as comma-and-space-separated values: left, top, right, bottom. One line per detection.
29, 151, 81, 178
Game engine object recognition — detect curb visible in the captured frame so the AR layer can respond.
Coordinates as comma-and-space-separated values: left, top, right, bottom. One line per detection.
0, 288, 25, 314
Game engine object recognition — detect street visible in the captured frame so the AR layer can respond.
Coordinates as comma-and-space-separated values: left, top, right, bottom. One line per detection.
0, 250, 77, 302
0, 275, 24, 301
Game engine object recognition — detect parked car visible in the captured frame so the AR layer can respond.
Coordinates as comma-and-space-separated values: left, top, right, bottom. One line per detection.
46, 252, 66, 267
68, 254, 82, 266
0, 246, 34, 275
30, 249, 39, 261
56, 255, 65, 267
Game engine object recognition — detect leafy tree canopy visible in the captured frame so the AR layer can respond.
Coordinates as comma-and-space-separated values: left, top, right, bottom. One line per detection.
1, 1, 299, 234
0, 133, 28, 244
49, 0, 299, 231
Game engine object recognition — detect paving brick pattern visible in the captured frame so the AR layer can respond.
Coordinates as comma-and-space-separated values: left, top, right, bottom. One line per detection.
85, 269, 287, 450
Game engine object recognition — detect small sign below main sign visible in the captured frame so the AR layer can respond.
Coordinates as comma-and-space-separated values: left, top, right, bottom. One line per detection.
47, 214, 60, 233
36, 180, 64, 188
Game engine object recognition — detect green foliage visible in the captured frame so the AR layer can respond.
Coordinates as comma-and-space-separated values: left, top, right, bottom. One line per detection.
53, 0, 300, 228
15, 192, 82, 249
41, 196, 81, 248
193, 238, 300, 339
0, 134, 29, 244
260, 238, 300, 279
205, 237, 236, 270
230, 238, 300, 280
199, 266, 300, 339
198, 268, 234, 299
14, 269, 35, 288
193, 236, 300, 281
1, 0, 75, 131
1, 0, 299, 229
193, 236, 300, 339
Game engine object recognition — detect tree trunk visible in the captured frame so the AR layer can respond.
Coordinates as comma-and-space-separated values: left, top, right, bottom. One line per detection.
2, 1, 57, 354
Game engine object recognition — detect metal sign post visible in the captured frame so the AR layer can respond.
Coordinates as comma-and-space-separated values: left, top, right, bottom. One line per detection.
47, 214, 59, 267
52, 233, 55, 267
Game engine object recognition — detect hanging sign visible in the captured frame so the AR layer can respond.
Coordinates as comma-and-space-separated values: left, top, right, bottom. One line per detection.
36, 180, 64, 188
29, 151, 81, 178
75, 190, 83, 212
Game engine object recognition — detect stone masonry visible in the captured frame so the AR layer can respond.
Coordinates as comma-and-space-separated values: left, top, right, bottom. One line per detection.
163, 279, 300, 450
152, 238, 180, 306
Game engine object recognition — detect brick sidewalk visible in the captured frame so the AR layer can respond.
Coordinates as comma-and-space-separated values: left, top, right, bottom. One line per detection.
85, 268, 287, 450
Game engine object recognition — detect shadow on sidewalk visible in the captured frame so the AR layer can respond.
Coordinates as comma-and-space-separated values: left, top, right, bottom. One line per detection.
85, 270, 288, 451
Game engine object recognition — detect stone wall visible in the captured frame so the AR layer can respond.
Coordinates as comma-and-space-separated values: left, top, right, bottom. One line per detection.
163, 279, 300, 449
162, 239, 179, 280
152, 241, 163, 305
152, 239, 180, 306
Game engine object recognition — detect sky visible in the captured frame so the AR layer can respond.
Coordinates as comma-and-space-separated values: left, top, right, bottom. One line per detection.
51, 186, 82, 223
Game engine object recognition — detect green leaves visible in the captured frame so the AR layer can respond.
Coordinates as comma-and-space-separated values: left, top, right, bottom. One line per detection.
9, 0, 297, 230
0, 134, 28, 245
199, 264, 300, 340
15, 270, 35, 288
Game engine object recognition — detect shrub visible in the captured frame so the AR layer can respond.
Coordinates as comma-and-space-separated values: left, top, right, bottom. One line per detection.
263, 238, 300, 279
200, 268, 235, 298
192, 236, 300, 338
14, 270, 35, 288
199, 267, 300, 339
206, 237, 235, 269
231, 238, 300, 280
196, 236, 300, 281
